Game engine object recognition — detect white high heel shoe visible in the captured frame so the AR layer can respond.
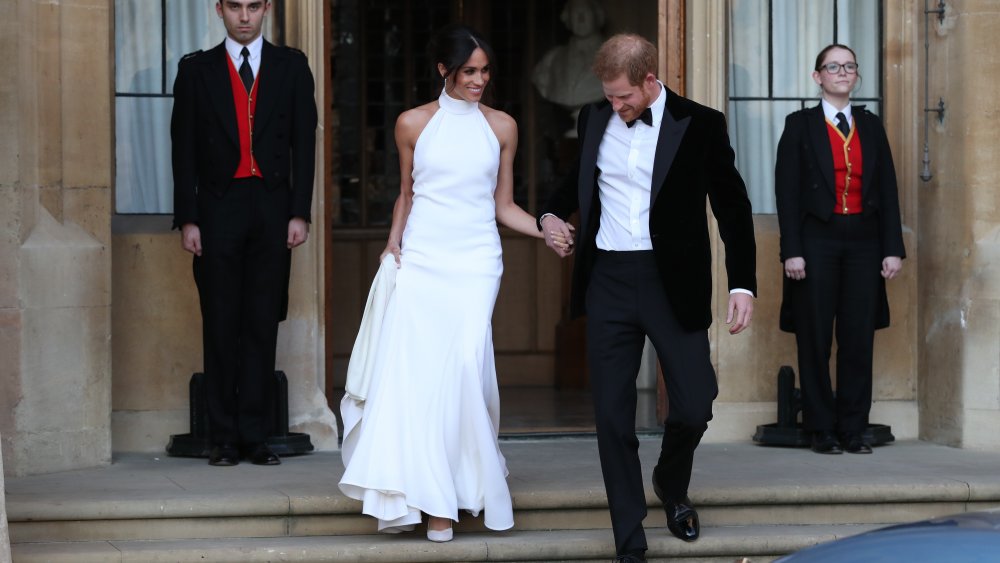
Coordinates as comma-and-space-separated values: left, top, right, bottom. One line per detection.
426, 526, 453, 542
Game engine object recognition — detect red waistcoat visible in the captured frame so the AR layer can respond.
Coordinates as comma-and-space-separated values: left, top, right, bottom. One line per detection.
226, 56, 262, 179
826, 121, 863, 214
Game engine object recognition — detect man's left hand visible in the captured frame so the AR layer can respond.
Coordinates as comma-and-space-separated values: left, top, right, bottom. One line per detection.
726, 292, 754, 335
881, 256, 902, 279
287, 217, 309, 249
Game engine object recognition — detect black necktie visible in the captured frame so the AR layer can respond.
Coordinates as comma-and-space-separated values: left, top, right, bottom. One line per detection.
239, 47, 254, 94
626, 107, 653, 128
835, 112, 850, 137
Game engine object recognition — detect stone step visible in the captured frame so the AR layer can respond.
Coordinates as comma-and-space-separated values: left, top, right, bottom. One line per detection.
8, 440, 1000, 547
8, 485, 992, 544
11, 524, 879, 563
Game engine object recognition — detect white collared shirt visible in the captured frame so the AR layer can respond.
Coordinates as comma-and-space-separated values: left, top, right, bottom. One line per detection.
594, 81, 667, 251
821, 98, 852, 130
225, 35, 263, 78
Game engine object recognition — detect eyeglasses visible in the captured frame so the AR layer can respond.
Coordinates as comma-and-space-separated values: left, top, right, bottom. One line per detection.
820, 62, 859, 74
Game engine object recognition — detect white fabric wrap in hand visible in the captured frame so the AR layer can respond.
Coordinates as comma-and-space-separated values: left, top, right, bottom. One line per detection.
345, 253, 398, 401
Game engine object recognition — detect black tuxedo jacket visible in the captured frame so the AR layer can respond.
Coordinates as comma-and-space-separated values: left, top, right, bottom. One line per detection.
541, 88, 757, 332
774, 104, 906, 332
171, 40, 317, 229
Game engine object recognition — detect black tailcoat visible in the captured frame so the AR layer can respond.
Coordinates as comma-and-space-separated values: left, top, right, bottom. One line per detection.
171, 40, 317, 228
775, 104, 905, 332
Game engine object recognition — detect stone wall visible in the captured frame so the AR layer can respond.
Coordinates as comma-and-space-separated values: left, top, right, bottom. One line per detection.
0, 0, 113, 476
919, 0, 1000, 448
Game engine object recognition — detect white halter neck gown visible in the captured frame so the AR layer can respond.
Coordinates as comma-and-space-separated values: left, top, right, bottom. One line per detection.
339, 90, 514, 532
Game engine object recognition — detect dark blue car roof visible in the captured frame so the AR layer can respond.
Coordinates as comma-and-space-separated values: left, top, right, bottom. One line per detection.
778, 510, 1000, 562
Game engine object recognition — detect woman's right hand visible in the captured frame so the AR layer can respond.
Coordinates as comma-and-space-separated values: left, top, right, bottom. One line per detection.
381, 241, 402, 267
784, 257, 806, 280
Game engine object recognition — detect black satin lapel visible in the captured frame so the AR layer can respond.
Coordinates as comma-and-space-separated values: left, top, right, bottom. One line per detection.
205, 42, 239, 148
807, 105, 835, 193
578, 104, 613, 230
252, 41, 284, 139
856, 110, 876, 198
650, 109, 690, 204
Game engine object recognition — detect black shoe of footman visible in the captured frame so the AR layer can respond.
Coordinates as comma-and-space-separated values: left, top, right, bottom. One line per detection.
843, 433, 873, 454
249, 443, 281, 465
811, 431, 843, 454
208, 444, 239, 466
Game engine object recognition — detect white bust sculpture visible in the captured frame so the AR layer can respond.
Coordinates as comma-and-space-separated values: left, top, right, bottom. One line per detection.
532, 0, 606, 135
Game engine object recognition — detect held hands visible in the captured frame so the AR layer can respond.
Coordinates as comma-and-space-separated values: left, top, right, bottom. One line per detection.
181, 223, 202, 256
784, 257, 806, 280
726, 292, 754, 335
287, 218, 309, 249
882, 256, 902, 279
541, 215, 576, 257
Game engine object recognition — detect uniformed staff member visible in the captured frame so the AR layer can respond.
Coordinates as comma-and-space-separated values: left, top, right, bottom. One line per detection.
171, 0, 317, 466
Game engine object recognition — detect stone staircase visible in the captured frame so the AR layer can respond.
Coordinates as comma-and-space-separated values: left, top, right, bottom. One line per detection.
8, 438, 1000, 562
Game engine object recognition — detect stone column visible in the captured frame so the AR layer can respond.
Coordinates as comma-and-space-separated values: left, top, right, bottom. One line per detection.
919, 0, 1000, 449
686, 0, 797, 439
0, 435, 11, 563
0, 1, 113, 476
276, 0, 338, 449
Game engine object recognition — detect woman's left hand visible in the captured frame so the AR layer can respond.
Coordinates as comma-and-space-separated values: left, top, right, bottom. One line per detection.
881, 256, 902, 279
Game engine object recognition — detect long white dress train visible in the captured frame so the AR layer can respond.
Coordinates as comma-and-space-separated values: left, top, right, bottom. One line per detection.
339, 89, 514, 533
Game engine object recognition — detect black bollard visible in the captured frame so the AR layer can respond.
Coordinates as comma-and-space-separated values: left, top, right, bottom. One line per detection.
166, 371, 315, 457
752, 365, 896, 447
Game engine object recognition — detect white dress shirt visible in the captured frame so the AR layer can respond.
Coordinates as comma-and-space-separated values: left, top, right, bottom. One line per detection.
225, 35, 263, 78
594, 82, 667, 251
821, 98, 852, 130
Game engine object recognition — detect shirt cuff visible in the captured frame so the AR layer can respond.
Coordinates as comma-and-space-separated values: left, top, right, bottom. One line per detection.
729, 288, 754, 297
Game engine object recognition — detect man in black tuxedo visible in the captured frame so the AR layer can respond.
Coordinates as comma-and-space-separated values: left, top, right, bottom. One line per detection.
539, 34, 756, 562
171, 0, 317, 466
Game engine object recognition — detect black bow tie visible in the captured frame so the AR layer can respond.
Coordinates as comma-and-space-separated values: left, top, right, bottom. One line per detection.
626, 107, 653, 128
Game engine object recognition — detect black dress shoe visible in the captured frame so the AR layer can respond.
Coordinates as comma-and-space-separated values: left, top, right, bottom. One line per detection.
663, 496, 700, 542
249, 443, 281, 465
652, 477, 700, 542
811, 431, 843, 454
843, 433, 873, 454
614, 553, 647, 562
208, 444, 239, 466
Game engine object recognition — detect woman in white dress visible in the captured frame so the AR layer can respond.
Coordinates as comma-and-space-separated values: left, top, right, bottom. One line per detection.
339, 25, 569, 542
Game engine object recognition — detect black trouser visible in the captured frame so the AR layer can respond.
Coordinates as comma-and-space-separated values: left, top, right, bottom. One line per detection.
194, 177, 290, 446
586, 250, 718, 556
791, 214, 882, 433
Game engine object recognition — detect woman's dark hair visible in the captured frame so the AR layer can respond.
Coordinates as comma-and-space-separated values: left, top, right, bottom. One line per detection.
427, 24, 497, 102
